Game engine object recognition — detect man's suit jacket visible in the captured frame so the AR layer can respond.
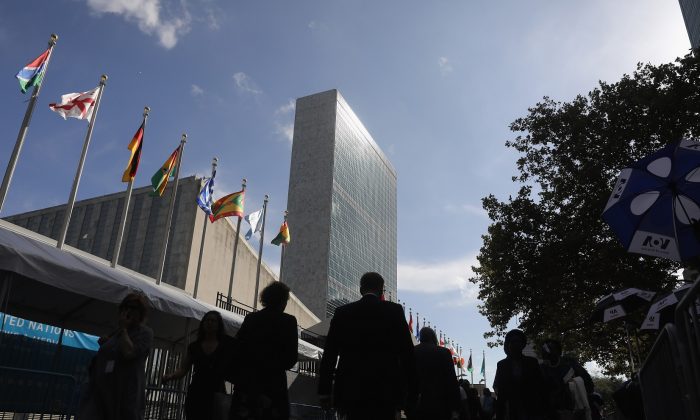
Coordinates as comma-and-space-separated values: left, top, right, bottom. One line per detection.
234, 308, 298, 418
318, 294, 415, 410
408, 343, 460, 420
493, 355, 547, 420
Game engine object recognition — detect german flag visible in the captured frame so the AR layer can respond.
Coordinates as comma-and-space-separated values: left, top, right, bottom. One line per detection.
122, 121, 145, 182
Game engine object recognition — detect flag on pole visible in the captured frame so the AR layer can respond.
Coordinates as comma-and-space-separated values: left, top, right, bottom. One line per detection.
244, 208, 263, 240
211, 190, 245, 222
16, 48, 50, 93
440, 335, 444, 347
49, 87, 101, 121
467, 354, 473, 372
271, 221, 290, 245
408, 312, 413, 333
121, 121, 145, 182
196, 175, 216, 218
480, 355, 486, 377
151, 146, 180, 196
415, 317, 420, 340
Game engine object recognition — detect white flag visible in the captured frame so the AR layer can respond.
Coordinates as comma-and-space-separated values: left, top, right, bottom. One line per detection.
245, 209, 264, 240
49, 87, 101, 121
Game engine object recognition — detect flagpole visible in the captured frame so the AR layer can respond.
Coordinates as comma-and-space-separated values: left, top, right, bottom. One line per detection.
416, 312, 419, 338
470, 348, 474, 384
56, 75, 107, 249
156, 134, 187, 284
193, 157, 217, 299
278, 210, 288, 282
0, 34, 58, 214
227, 178, 247, 302
252, 195, 269, 311
483, 349, 486, 386
111, 107, 150, 268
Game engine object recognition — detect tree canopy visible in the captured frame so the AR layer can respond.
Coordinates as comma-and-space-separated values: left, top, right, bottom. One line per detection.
471, 53, 700, 375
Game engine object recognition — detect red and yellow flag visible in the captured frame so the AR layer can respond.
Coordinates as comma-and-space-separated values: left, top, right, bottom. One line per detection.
271, 221, 290, 245
210, 190, 245, 222
122, 121, 145, 182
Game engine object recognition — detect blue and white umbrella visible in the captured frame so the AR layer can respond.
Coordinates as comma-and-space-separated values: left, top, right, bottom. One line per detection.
603, 138, 700, 262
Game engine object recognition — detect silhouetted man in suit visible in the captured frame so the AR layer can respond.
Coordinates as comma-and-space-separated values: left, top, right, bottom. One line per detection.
407, 327, 460, 420
493, 329, 547, 420
319, 272, 415, 420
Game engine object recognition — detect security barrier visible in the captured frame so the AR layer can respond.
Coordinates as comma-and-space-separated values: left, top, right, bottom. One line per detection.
640, 279, 700, 420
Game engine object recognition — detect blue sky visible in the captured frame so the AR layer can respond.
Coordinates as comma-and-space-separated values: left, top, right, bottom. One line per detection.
0, 0, 692, 384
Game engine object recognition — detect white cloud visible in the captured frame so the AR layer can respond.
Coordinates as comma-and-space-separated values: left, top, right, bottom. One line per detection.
191, 84, 204, 97
398, 254, 480, 306
204, 7, 221, 30
233, 72, 262, 95
274, 99, 295, 144
275, 123, 294, 144
308, 20, 328, 31
275, 99, 296, 115
85, 0, 190, 49
439, 56, 453, 75
444, 203, 488, 218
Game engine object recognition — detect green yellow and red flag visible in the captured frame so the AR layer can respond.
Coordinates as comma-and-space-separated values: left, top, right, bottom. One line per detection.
210, 190, 245, 222
271, 220, 290, 246
151, 146, 179, 196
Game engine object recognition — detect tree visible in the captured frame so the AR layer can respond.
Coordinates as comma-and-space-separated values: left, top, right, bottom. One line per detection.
471, 53, 700, 375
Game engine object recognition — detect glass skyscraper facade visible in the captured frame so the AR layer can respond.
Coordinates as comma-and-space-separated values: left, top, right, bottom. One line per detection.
679, 0, 700, 50
283, 90, 397, 319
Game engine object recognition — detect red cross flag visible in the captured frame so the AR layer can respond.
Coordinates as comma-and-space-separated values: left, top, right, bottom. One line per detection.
49, 86, 101, 121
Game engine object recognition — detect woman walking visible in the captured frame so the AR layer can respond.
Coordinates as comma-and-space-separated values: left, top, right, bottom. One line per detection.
163, 311, 233, 420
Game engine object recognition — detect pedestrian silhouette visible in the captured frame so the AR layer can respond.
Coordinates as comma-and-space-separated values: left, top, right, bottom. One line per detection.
493, 329, 546, 420
480, 388, 496, 420
318, 272, 415, 420
230, 282, 298, 420
407, 327, 460, 420
162, 311, 235, 420
77, 292, 154, 420
540, 339, 594, 420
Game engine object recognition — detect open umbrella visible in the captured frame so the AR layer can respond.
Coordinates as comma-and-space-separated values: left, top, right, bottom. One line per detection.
640, 283, 694, 330
590, 288, 655, 375
590, 288, 656, 323
603, 138, 700, 262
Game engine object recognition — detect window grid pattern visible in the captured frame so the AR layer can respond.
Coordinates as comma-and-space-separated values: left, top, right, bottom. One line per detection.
326, 99, 397, 317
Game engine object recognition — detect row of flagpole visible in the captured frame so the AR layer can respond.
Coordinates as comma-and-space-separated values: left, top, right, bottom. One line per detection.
400, 300, 488, 383
5, 34, 291, 309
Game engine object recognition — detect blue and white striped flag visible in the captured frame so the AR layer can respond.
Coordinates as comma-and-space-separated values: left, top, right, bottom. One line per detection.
196, 173, 216, 219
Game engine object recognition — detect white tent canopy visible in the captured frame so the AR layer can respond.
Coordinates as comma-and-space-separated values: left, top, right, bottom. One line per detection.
0, 220, 321, 360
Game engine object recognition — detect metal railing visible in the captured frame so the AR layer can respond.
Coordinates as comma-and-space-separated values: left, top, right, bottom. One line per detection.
215, 292, 326, 349
290, 359, 320, 377
216, 292, 253, 317
639, 279, 700, 420
0, 366, 79, 419
674, 279, 700, 416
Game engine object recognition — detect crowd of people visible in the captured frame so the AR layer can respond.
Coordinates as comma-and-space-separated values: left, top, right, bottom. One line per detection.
74, 273, 606, 420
